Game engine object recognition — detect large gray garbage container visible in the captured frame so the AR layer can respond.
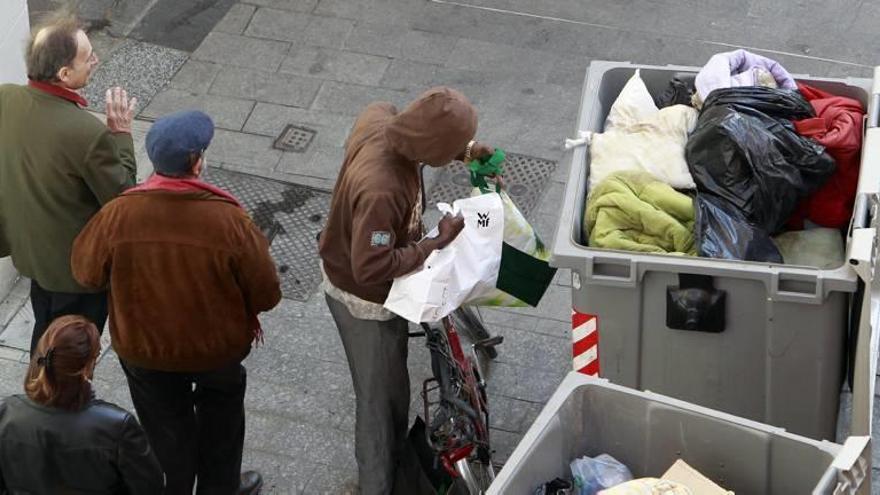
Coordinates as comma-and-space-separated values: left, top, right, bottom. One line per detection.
549, 61, 877, 441
487, 373, 869, 495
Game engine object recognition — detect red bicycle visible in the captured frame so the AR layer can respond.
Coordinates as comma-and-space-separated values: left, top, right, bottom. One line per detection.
418, 314, 502, 494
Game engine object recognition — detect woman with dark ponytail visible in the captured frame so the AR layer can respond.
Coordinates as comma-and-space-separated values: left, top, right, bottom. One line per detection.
0, 315, 164, 494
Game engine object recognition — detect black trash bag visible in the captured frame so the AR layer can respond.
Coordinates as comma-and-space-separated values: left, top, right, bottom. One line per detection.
404, 416, 454, 493
686, 87, 836, 235
533, 477, 573, 495
696, 193, 783, 263
655, 76, 696, 108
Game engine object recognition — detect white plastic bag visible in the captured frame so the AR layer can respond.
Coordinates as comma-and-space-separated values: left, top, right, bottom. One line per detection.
571, 454, 633, 495
383, 193, 504, 323
589, 70, 698, 191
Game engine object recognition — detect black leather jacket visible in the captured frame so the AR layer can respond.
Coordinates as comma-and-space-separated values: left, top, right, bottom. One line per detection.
0, 395, 164, 494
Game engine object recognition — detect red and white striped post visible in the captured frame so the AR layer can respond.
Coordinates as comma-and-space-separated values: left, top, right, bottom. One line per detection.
572, 310, 599, 376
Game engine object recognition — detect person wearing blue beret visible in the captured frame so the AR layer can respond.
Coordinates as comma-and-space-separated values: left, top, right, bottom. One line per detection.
72, 110, 282, 495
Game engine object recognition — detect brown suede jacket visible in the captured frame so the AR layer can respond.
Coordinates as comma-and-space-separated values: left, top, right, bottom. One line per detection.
71, 189, 281, 372
319, 87, 477, 304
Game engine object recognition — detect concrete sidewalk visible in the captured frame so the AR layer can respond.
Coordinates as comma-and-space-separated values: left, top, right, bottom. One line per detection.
5, 0, 880, 493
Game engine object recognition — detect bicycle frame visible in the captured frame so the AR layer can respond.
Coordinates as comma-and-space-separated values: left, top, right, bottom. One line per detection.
421, 316, 492, 479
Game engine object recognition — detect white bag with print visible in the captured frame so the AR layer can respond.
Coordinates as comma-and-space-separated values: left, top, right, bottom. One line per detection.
383, 193, 504, 323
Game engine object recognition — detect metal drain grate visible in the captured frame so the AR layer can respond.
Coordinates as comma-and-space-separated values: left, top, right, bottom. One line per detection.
273, 124, 317, 153
427, 152, 557, 218
207, 168, 331, 301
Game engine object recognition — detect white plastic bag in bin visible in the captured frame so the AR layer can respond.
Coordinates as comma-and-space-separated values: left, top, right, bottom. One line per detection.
571, 454, 633, 495
384, 193, 504, 322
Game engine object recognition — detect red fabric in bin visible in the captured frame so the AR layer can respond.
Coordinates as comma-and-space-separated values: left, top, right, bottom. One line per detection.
788, 82, 864, 229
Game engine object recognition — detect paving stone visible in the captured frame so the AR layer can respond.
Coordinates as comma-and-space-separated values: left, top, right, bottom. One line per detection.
0, 301, 33, 352
280, 46, 390, 86
479, 308, 540, 333
130, 0, 238, 52
311, 81, 410, 116
446, 38, 558, 77
428, 67, 499, 107
245, 7, 311, 42
535, 316, 572, 341
92, 350, 129, 387
245, 343, 351, 390
497, 284, 572, 323
245, 372, 354, 432
210, 67, 322, 108
245, 9, 353, 48
0, 277, 28, 329
129, 118, 156, 181
306, 462, 359, 495
490, 325, 570, 375
610, 32, 722, 69
276, 144, 345, 182
94, 383, 136, 413
538, 181, 568, 217
192, 32, 290, 71
242, 449, 314, 495
169, 59, 222, 94
142, 89, 255, 131
245, 410, 355, 467
409, 1, 556, 52
210, 130, 284, 171
489, 427, 524, 464
244, 0, 319, 13
547, 63, 589, 88
313, 0, 420, 25
530, 211, 562, 248
215, 2, 257, 35
488, 393, 545, 434
874, 405, 880, 468
344, 22, 458, 64
0, 359, 26, 396
82, 39, 188, 109
56, 0, 156, 38
0, 347, 27, 365
256, 296, 349, 363
485, 360, 564, 404
243, 102, 354, 145
379, 59, 441, 91
298, 15, 356, 49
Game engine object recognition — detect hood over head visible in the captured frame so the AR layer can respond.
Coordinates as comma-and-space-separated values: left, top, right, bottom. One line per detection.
385, 86, 477, 166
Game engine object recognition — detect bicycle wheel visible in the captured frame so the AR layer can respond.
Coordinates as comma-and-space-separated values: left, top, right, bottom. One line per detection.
454, 456, 496, 495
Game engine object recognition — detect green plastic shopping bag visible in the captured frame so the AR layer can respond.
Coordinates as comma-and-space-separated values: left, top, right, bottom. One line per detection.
466, 149, 557, 307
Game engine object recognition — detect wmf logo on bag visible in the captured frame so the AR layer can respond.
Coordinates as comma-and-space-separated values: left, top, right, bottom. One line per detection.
477, 211, 490, 228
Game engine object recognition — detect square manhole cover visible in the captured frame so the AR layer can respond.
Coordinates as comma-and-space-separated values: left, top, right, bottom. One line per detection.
273, 124, 317, 153
427, 152, 557, 218
206, 168, 331, 301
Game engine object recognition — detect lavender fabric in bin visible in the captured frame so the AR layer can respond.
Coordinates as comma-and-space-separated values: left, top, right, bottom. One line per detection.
695, 49, 797, 104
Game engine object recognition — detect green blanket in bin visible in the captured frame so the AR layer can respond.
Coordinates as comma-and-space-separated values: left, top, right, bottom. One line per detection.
585, 170, 697, 255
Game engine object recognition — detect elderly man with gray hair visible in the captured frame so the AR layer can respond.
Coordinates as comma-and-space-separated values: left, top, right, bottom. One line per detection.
0, 12, 137, 354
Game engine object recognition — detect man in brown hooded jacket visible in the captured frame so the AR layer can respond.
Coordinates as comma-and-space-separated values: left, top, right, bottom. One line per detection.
319, 87, 492, 493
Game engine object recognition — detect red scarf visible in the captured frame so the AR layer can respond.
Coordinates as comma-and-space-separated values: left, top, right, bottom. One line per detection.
124, 173, 243, 208
125, 174, 265, 345
28, 79, 88, 107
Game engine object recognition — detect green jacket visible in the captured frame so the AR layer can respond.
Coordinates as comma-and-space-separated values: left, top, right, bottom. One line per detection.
585, 170, 696, 255
0, 84, 136, 293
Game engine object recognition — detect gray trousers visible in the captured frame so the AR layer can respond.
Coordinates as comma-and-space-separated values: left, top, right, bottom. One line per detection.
325, 294, 411, 495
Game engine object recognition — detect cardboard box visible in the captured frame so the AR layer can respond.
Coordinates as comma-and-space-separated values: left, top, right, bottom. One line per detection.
662, 460, 734, 495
